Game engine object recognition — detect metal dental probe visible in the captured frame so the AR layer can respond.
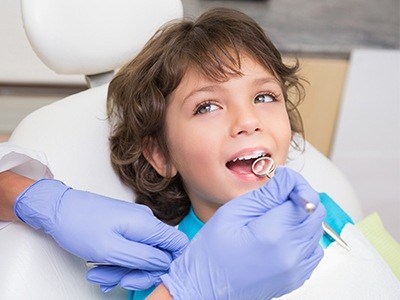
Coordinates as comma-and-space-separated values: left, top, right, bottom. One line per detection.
322, 222, 351, 251
251, 157, 351, 251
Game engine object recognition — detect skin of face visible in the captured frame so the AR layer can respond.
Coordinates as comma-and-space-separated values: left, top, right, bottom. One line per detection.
148, 55, 292, 222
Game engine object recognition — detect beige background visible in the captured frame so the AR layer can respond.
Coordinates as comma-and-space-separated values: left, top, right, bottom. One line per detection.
293, 57, 348, 156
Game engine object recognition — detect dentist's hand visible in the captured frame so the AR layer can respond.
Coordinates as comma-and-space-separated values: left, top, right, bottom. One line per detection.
14, 179, 189, 290
161, 167, 326, 300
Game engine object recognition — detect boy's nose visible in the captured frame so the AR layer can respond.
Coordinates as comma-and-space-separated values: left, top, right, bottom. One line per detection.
230, 107, 262, 137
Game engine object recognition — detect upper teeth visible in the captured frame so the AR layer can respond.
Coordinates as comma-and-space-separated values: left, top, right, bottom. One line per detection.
232, 152, 265, 162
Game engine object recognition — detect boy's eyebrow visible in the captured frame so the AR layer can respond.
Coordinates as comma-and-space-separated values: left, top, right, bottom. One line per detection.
183, 85, 219, 103
183, 77, 281, 103
252, 77, 281, 86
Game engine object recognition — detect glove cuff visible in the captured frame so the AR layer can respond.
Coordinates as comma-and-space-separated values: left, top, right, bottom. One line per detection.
14, 179, 70, 232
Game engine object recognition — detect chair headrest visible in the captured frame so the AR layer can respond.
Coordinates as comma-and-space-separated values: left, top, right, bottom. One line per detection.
21, 0, 183, 75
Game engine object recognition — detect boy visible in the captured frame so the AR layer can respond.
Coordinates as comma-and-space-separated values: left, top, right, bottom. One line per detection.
104, 7, 399, 299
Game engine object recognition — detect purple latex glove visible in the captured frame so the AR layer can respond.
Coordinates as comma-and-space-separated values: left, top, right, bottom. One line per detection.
14, 179, 188, 290
161, 167, 326, 299
87, 267, 166, 292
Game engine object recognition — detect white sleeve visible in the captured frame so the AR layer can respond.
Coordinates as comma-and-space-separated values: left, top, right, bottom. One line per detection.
0, 142, 53, 180
0, 142, 54, 229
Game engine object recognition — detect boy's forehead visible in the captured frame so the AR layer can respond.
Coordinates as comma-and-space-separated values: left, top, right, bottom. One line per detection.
183, 55, 277, 86
170, 56, 281, 101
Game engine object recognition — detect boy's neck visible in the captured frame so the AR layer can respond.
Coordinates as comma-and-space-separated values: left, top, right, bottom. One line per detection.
190, 201, 221, 223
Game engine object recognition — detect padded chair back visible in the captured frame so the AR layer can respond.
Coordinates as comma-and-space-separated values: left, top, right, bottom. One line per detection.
21, 0, 183, 75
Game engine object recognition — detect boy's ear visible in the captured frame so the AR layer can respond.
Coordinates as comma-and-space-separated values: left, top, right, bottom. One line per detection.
143, 138, 177, 178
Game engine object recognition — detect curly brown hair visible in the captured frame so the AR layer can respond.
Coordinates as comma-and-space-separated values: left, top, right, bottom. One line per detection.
107, 7, 305, 225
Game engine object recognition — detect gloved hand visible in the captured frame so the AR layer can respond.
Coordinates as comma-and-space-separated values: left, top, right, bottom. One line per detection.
14, 179, 189, 290
161, 167, 326, 300
87, 266, 166, 292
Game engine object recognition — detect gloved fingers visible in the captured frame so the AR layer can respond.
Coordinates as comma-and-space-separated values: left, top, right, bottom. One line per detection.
274, 245, 324, 298
284, 220, 324, 278
100, 284, 117, 293
297, 222, 325, 262
297, 201, 326, 232
119, 217, 189, 262
298, 244, 324, 282
246, 200, 316, 244
87, 265, 131, 286
246, 201, 324, 267
307, 243, 325, 266
120, 270, 165, 291
103, 238, 174, 270
93, 216, 187, 270
216, 167, 316, 226
258, 167, 316, 207
289, 181, 321, 210
87, 266, 164, 291
123, 219, 189, 260
288, 206, 325, 263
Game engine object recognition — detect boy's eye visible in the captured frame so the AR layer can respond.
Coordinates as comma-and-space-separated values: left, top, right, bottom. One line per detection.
254, 93, 275, 103
194, 102, 220, 115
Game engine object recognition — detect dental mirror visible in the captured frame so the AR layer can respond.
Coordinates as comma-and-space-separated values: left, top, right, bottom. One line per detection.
251, 156, 276, 178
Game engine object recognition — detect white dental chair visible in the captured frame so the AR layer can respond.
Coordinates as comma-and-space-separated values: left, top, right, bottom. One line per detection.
0, 0, 362, 299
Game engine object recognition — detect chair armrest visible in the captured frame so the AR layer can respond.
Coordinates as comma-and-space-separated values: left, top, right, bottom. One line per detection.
0, 221, 127, 299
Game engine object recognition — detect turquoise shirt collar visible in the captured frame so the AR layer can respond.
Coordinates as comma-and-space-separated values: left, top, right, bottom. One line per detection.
178, 207, 204, 241
177, 193, 354, 247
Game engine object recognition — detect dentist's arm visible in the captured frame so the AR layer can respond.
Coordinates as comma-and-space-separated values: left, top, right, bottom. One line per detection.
0, 171, 33, 221
0, 172, 189, 290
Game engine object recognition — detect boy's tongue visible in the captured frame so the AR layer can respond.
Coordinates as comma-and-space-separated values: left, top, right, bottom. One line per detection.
226, 159, 255, 174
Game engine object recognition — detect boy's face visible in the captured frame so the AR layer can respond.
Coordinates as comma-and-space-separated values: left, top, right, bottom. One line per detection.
151, 55, 291, 222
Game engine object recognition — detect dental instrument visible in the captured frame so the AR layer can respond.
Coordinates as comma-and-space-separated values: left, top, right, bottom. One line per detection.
252, 157, 351, 251
86, 261, 113, 268
322, 222, 351, 251
251, 156, 276, 178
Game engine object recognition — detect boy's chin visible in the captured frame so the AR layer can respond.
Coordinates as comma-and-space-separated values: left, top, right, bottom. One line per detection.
226, 181, 269, 201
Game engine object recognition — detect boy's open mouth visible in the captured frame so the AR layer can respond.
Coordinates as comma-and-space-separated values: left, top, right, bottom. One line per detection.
226, 152, 270, 175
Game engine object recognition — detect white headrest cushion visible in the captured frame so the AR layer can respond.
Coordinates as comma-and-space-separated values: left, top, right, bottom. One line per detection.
21, 0, 183, 75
